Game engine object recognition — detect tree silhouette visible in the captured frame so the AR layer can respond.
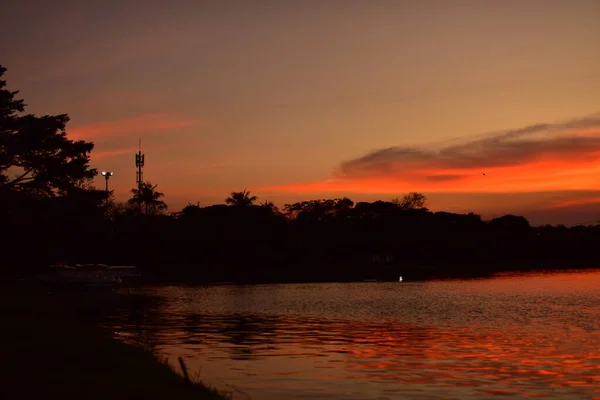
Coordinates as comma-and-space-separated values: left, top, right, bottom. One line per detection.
106, 200, 137, 221
284, 197, 355, 221
260, 199, 280, 214
333, 197, 354, 216
128, 182, 167, 215
354, 200, 398, 219
0, 65, 96, 197
225, 189, 257, 206
490, 214, 530, 230
392, 192, 428, 210
177, 202, 202, 219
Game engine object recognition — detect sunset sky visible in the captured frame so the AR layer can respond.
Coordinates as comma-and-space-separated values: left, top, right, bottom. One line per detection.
2, 0, 599, 225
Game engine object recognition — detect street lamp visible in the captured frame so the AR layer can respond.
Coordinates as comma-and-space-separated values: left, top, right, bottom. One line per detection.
101, 171, 113, 194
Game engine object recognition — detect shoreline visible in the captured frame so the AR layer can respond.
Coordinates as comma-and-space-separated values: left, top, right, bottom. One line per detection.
138, 264, 600, 286
0, 286, 229, 400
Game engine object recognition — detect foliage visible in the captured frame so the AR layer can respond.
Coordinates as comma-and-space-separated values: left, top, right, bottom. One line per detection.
283, 197, 354, 221
0, 65, 96, 198
176, 202, 202, 219
225, 189, 257, 206
260, 199, 280, 215
391, 192, 427, 210
490, 214, 530, 229
128, 182, 168, 215
107, 200, 139, 221
6, 178, 600, 283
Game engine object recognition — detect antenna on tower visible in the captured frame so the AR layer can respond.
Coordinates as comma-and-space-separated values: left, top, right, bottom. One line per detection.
135, 138, 145, 195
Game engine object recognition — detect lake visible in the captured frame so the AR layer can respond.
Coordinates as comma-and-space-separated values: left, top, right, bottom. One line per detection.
100, 270, 600, 399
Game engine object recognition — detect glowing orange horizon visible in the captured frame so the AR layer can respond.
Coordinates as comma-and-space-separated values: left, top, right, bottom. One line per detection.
259, 156, 600, 195
542, 196, 600, 210
259, 114, 600, 200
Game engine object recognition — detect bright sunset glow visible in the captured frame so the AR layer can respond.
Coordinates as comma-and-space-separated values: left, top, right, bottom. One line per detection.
261, 116, 600, 214
2, 0, 599, 224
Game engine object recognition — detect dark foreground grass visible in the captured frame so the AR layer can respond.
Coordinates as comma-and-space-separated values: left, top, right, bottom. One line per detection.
0, 286, 228, 400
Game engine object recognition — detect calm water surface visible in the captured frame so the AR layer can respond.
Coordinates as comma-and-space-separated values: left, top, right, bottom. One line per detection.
101, 270, 600, 399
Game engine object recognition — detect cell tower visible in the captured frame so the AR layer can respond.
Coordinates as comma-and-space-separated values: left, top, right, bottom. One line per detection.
135, 138, 145, 193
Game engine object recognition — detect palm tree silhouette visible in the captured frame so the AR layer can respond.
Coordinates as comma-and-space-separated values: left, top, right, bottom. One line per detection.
225, 189, 257, 206
128, 182, 167, 215
261, 199, 280, 214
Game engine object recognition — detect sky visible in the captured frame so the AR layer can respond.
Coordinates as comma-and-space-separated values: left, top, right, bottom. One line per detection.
1, 0, 599, 225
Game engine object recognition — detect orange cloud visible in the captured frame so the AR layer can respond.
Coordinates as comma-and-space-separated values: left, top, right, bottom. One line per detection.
261, 113, 600, 195
69, 112, 204, 140
92, 147, 139, 160
542, 196, 600, 210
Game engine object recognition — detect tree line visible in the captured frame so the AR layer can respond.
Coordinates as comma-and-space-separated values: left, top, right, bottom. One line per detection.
2, 64, 599, 283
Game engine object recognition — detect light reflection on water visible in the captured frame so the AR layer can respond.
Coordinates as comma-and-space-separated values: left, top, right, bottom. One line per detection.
102, 270, 600, 399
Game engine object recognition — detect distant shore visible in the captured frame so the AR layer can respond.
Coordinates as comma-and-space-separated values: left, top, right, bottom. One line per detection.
137, 261, 600, 286
6, 261, 599, 289
0, 286, 228, 400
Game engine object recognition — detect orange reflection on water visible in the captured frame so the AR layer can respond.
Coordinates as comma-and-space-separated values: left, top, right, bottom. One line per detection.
105, 273, 600, 399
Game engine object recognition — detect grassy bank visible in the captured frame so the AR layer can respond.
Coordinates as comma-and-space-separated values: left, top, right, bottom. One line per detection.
0, 286, 228, 400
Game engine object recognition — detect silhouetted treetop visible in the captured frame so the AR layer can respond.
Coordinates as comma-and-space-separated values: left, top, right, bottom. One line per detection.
176, 202, 202, 219
0, 65, 96, 197
225, 189, 257, 206
490, 214, 530, 229
434, 211, 482, 226
260, 199, 280, 215
128, 182, 168, 215
353, 200, 399, 218
0, 65, 24, 121
283, 197, 355, 221
392, 192, 428, 210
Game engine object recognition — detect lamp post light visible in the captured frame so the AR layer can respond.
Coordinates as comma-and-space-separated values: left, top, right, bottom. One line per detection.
101, 171, 113, 194
101, 171, 113, 219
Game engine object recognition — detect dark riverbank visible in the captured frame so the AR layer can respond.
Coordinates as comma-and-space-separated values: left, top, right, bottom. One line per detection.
0, 286, 227, 400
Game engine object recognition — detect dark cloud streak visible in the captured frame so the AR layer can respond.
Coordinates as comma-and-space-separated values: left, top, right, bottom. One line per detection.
338, 113, 600, 178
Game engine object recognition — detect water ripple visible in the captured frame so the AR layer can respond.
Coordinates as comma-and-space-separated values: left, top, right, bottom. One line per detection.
101, 270, 600, 399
